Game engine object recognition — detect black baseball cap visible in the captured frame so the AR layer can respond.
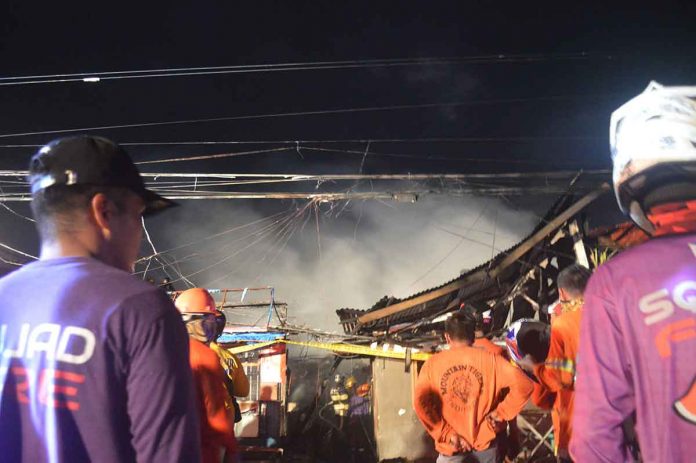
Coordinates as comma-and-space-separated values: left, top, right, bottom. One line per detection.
29, 135, 177, 216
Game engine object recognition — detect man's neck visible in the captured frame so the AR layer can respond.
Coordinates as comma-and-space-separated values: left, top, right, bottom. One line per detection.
448, 340, 473, 349
39, 239, 94, 261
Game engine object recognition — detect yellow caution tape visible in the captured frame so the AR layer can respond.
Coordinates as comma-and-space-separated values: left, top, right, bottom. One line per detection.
227, 338, 432, 361
228, 340, 278, 354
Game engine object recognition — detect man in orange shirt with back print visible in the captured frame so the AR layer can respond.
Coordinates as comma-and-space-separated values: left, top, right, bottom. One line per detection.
413, 311, 533, 463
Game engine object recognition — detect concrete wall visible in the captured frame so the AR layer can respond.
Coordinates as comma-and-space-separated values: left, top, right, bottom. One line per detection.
372, 358, 437, 462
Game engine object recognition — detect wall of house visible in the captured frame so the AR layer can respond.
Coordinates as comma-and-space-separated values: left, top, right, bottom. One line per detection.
372, 358, 437, 462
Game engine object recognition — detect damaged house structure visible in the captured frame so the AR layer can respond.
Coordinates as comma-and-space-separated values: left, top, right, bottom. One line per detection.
335, 182, 629, 462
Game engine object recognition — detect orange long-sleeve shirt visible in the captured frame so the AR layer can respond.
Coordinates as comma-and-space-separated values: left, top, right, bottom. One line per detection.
532, 308, 581, 454
531, 382, 555, 410
413, 345, 533, 455
189, 338, 237, 463
534, 309, 581, 392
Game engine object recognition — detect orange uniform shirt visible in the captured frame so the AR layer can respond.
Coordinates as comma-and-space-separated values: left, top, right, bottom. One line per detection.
413, 345, 533, 455
533, 308, 581, 454
473, 337, 506, 357
189, 338, 237, 463
531, 382, 555, 410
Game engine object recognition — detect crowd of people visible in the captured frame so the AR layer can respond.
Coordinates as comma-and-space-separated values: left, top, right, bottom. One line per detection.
412, 81, 696, 463
0, 81, 694, 463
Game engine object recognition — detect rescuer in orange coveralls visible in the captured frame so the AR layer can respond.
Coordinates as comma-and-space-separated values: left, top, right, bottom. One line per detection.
176, 288, 238, 463
518, 264, 590, 462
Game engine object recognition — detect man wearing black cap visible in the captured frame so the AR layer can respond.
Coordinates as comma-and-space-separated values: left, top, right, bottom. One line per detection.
0, 136, 201, 462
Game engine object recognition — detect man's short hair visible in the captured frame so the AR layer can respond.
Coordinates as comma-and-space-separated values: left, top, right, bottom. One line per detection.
557, 264, 592, 298
30, 184, 131, 240
445, 311, 476, 343
517, 321, 551, 363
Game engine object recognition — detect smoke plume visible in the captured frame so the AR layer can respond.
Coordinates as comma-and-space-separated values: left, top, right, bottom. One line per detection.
145, 195, 542, 331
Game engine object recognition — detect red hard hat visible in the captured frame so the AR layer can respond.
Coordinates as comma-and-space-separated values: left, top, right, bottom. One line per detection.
175, 288, 218, 314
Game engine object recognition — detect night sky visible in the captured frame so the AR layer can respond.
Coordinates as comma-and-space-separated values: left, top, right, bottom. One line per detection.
1, 2, 695, 305
3, 2, 695, 170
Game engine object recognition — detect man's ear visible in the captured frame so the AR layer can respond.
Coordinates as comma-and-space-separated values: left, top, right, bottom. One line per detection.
558, 287, 570, 302
89, 193, 115, 237
444, 333, 452, 344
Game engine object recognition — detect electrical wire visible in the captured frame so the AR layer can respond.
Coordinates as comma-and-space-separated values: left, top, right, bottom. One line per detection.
0, 135, 603, 149
134, 210, 296, 275
141, 217, 159, 280
0, 242, 37, 260
0, 256, 24, 266
135, 147, 291, 165
202, 203, 313, 287
0, 188, 35, 222
408, 207, 487, 288
248, 203, 309, 283
136, 210, 288, 262
0, 52, 604, 86
201, 209, 303, 285
152, 207, 303, 282
0, 94, 616, 140
299, 146, 557, 165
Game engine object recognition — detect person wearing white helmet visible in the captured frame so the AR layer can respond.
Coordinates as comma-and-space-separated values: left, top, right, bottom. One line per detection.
570, 82, 696, 462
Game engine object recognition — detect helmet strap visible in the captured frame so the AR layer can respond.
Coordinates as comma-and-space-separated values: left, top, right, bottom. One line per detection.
629, 201, 656, 235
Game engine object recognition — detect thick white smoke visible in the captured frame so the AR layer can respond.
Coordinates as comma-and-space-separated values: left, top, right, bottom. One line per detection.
146, 195, 542, 331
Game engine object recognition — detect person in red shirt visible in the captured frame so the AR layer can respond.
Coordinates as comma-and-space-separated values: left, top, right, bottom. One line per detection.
176, 288, 238, 463
519, 264, 590, 463
414, 311, 533, 463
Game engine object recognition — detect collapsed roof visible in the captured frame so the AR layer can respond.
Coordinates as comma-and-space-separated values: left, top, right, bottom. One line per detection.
337, 183, 613, 343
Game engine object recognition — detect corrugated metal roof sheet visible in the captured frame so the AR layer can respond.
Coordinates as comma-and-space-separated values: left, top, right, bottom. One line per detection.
337, 190, 583, 334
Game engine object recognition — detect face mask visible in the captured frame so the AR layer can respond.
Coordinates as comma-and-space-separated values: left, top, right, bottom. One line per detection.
184, 314, 218, 343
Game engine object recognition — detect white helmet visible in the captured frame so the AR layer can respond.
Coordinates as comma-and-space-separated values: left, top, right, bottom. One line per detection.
610, 81, 696, 232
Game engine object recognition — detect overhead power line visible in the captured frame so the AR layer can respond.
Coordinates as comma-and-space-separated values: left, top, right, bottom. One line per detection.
0, 94, 615, 140
131, 145, 597, 166
0, 168, 609, 202
0, 169, 610, 181
0, 187, 595, 201
0, 242, 37, 260
0, 52, 606, 86
135, 147, 291, 165
0, 136, 604, 149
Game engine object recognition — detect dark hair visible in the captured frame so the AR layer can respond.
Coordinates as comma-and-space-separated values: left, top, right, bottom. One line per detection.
462, 304, 488, 333
557, 264, 592, 298
30, 184, 130, 240
445, 311, 476, 343
517, 321, 551, 363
